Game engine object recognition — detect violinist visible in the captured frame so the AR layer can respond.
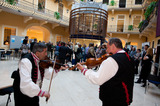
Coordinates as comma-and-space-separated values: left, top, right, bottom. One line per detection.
76, 38, 135, 106
13, 43, 67, 106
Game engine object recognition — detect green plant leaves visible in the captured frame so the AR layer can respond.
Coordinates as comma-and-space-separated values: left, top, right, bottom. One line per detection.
128, 25, 133, 30
54, 12, 61, 20
110, 0, 115, 6
5, 0, 16, 5
138, 21, 144, 29
144, 1, 157, 20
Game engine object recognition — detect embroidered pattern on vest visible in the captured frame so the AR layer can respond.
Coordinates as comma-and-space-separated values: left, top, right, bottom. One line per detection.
122, 82, 130, 105
31, 53, 44, 83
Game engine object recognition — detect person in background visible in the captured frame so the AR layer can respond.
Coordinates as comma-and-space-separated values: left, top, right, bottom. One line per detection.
20, 37, 30, 58
100, 43, 107, 57
76, 44, 82, 64
66, 43, 73, 63
136, 48, 153, 87
134, 49, 141, 75
86, 43, 95, 58
82, 44, 87, 62
123, 45, 129, 54
135, 45, 149, 83
46, 41, 52, 58
76, 38, 135, 106
50, 43, 54, 59
94, 44, 98, 51
13, 43, 68, 106
54, 42, 60, 59
59, 42, 68, 64
129, 47, 136, 59
30, 38, 37, 52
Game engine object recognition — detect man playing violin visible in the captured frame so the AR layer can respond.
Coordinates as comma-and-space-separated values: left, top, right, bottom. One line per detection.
13, 43, 67, 106
76, 38, 135, 106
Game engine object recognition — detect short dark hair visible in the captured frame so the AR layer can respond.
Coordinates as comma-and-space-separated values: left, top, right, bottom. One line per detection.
145, 45, 149, 48
108, 38, 123, 49
137, 49, 141, 52
23, 39, 28, 44
25, 36, 28, 39
32, 43, 47, 53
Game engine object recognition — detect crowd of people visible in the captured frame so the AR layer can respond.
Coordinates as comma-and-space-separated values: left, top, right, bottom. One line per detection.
16, 36, 154, 106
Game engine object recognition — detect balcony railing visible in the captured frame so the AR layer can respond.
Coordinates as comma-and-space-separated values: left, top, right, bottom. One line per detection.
106, 0, 142, 9
139, 1, 158, 33
107, 25, 140, 33
0, 0, 69, 26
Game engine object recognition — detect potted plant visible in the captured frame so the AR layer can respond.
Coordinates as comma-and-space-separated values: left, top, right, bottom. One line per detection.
110, 0, 116, 6
38, 2, 45, 10
144, 1, 157, 20
54, 12, 61, 20
138, 21, 144, 29
5, 0, 16, 5
128, 25, 133, 31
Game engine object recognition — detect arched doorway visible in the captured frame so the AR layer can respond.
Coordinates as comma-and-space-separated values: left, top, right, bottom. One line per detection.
26, 26, 50, 43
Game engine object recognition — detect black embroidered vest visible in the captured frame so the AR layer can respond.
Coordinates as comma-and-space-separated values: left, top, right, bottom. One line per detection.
99, 53, 135, 105
23, 53, 44, 83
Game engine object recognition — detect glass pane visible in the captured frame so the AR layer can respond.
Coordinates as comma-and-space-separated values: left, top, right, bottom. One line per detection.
58, 3, 63, 19
118, 15, 125, 19
4, 27, 16, 45
56, 36, 61, 42
135, 0, 142, 4
103, 0, 109, 4
133, 16, 141, 28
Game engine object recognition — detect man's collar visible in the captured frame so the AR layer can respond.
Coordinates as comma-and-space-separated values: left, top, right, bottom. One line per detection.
117, 50, 125, 53
31, 52, 40, 61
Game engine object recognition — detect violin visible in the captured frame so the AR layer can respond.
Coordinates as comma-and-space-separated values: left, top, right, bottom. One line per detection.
69, 53, 112, 70
39, 57, 66, 69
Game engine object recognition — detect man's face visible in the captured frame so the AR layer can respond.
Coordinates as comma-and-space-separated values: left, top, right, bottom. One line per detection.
36, 48, 47, 60
106, 42, 112, 53
144, 46, 148, 50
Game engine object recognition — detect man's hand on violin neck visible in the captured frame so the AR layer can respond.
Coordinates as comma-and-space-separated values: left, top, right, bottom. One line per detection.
76, 63, 84, 71
60, 64, 68, 70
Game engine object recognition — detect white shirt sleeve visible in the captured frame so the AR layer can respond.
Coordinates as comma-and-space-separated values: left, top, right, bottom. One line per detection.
44, 67, 58, 80
84, 57, 119, 85
19, 58, 40, 97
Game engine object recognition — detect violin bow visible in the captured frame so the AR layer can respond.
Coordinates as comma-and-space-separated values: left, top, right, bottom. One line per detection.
46, 57, 57, 103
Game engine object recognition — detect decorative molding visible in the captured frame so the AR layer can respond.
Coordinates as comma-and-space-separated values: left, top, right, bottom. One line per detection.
24, 17, 33, 23
112, 9, 114, 15
40, 21, 48, 26
0, 9, 2, 12
110, 33, 112, 37
127, 34, 130, 39
52, 23, 59, 29
129, 9, 132, 15
67, 1, 73, 6
139, 34, 142, 38
65, 27, 69, 32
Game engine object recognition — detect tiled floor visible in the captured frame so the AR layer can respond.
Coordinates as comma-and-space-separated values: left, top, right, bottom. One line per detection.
0, 59, 160, 106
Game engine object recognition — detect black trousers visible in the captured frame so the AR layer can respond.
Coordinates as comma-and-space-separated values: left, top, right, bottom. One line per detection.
13, 76, 39, 106
102, 101, 128, 106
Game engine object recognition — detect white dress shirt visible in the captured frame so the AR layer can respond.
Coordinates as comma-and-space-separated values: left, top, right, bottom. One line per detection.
83, 50, 126, 85
19, 58, 58, 97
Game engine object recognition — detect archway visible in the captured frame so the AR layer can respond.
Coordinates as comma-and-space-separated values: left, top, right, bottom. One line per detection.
26, 26, 50, 43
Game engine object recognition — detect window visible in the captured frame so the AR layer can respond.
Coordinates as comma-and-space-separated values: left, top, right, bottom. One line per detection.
3, 27, 16, 45
133, 16, 141, 28
38, 0, 45, 12
56, 36, 61, 42
135, 0, 142, 4
103, 0, 109, 4
58, 3, 63, 19
119, 0, 126, 8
